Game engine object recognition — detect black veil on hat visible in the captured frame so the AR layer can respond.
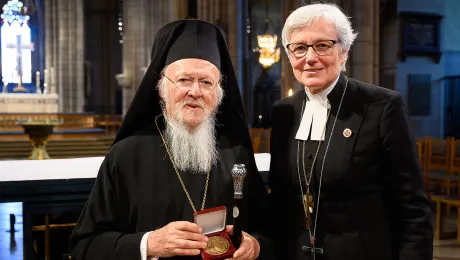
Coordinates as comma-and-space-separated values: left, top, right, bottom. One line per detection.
113, 19, 253, 152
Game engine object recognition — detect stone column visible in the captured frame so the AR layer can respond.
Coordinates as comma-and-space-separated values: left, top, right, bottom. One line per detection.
119, 0, 150, 115
280, 0, 303, 99
44, 0, 85, 113
85, 0, 121, 114
44, 0, 53, 95
341, 0, 354, 76
75, 0, 85, 112
170, 0, 188, 20
373, 0, 380, 85
225, 1, 238, 72
119, 0, 186, 115
196, 0, 238, 71
350, 0, 376, 84
56, 0, 68, 111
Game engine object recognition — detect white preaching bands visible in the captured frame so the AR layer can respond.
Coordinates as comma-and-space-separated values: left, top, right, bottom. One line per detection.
295, 74, 339, 141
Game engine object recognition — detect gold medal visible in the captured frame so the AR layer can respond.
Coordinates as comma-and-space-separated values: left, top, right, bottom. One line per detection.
204, 236, 230, 255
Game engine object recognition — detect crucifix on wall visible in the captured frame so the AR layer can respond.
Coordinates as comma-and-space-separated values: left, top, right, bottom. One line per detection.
6, 34, 34, 91
1, 0, 34, 91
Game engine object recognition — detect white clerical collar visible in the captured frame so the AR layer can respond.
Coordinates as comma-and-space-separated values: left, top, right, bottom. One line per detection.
295, 74, 340, 141
304, 75, 338, 102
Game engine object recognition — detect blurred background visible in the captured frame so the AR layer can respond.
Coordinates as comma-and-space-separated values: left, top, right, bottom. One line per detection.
0, 0, 459, 259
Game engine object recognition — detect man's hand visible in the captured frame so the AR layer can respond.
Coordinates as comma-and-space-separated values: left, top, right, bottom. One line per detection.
147, 221, 208, 257
225, 225, 260, 260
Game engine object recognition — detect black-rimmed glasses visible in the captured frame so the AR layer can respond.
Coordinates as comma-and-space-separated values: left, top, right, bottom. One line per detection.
286, 40, 340, 57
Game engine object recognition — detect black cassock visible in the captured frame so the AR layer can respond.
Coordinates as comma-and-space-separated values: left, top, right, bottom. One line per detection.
268, 74, 433, 260
70, 19, 274, 260
69, 119, 272, 260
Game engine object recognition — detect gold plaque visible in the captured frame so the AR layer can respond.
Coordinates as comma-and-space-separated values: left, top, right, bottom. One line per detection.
204, 236, 230, 255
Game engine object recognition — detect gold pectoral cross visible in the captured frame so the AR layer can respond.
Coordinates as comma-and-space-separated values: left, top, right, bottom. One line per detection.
303, 189, 314, 229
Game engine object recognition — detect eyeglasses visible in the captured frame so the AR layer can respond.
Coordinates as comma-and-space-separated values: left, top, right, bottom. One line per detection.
162, 74, 218, 93
286, 40, 340, 58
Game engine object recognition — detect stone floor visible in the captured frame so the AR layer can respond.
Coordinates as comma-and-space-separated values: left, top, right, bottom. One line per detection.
0, 202, 458, 259
434, 238, 460, 260
434, 211, 460, 260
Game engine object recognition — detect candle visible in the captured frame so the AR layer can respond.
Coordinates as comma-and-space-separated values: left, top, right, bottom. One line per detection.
36, 71, 40, 85
44, 69, 47, 85
36, 71, 41, 93
288, 89, 293, 96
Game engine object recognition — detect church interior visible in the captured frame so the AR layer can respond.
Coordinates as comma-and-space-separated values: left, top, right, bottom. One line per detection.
0, 0, 459, 259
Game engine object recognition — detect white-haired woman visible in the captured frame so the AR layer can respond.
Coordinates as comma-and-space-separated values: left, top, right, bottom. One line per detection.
268, 3, 433, 260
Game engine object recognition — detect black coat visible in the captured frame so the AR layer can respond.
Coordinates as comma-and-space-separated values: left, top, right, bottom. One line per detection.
70, 19, 275, 260
268, 74, 433, 260
69, 121, 273, 260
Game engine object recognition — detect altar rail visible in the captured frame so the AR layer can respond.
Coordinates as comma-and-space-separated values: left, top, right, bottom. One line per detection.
0, 137, 114, 160
0, 113, 123, 140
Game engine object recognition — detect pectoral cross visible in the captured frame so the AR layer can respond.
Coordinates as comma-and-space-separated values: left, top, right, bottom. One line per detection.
302, 236, 324, 260
303, 189, 314, 229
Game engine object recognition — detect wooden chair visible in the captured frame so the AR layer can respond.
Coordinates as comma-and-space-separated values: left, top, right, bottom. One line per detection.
424, 137, 456, 197
249, 128, 271, 153
432, 192, 460, 246
416, 137, 428, 174
249, 128, 263, 153
449, 139, 460, 188
258, 128, 271, 153
431, 138, 460, 245
416, 137, 427, 197
432, 194, 460, 245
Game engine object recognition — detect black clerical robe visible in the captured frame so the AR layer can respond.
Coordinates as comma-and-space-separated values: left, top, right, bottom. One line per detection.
69, 121, 273, 260
268, 74, 433, 260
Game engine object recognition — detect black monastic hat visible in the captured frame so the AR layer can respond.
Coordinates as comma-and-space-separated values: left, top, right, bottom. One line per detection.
113, 19, 252, 153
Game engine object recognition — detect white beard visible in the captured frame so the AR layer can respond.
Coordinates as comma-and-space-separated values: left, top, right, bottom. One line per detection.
163, 112, 219, 174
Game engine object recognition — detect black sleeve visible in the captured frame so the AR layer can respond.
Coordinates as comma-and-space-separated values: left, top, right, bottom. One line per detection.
69, 156, 146, 260
380, 93, 434, 260
238, 143, 275, 260
267, 102, 290, 260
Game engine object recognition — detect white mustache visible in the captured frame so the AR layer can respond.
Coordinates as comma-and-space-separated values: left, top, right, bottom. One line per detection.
180, 99, 206, 109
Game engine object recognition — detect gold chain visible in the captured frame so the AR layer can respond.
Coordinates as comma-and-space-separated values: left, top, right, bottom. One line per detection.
301, 106, 331, 211
155, 116, 211, 214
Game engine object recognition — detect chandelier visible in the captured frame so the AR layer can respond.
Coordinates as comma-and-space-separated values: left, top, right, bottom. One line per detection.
257, 31, 280, 69
256, 0, 280, 69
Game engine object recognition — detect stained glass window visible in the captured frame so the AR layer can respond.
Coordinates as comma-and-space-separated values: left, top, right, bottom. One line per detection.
1, 0, 32, 84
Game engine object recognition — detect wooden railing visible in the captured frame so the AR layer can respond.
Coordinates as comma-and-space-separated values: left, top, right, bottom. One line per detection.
0, 113, 123, 137
0, 137, 114, 161
93, 114, 123, 136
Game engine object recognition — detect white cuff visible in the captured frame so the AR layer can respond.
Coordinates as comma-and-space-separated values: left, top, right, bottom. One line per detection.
140, 231, 158, 260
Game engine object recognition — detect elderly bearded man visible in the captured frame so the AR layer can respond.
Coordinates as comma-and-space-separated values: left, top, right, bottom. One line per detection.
70, 20, 273, 260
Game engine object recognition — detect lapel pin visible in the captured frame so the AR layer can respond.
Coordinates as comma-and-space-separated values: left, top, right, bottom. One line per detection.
343, 128, 352, 138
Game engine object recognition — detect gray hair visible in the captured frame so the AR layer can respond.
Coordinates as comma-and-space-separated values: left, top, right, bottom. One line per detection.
281, 3, 358, 71
157, 66, 225, 105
